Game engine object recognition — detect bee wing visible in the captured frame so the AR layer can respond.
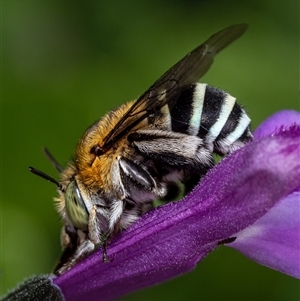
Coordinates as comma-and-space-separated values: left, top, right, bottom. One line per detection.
102, 24, 248, 149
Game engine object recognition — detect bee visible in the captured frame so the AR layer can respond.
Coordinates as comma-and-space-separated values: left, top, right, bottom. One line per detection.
29, 24, 252, 275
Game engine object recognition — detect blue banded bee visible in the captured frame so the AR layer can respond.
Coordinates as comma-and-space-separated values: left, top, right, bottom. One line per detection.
29, 24, 252, 275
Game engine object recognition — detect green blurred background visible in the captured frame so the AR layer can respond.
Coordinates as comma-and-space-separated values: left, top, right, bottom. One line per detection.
1, 0, 299, 299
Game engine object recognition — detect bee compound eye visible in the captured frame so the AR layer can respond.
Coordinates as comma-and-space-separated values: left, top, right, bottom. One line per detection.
65, 180, 89, 231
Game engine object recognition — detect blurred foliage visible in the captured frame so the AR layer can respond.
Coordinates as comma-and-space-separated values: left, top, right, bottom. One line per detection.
1, 0, 299, 300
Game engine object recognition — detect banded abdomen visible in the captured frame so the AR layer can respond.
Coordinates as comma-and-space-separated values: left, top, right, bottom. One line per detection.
170, 83, 252, 155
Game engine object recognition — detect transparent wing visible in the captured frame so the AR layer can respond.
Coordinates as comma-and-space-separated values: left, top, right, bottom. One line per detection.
101, 24, 248, 150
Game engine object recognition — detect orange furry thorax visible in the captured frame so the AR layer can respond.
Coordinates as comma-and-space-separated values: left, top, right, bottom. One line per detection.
73, 100, 147, 191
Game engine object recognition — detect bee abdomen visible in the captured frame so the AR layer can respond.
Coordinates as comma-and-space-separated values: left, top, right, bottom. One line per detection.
169, 83, 252, 155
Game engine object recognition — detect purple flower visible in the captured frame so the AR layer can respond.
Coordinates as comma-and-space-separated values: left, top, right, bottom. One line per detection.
228, 110, 300, 278
53, 110, 300, 301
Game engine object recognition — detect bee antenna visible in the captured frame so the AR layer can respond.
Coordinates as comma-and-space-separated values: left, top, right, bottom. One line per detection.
43, 147, 63, 172
29, 166, 64, 192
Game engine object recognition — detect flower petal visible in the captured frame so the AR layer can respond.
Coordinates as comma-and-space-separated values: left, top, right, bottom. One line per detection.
228, 188, 300, 278
54, 126, 300, 301
254, 110, 300, 139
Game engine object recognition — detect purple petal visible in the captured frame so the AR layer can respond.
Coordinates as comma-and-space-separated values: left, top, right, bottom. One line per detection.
54, 126, 300, 301
229, 188, 300, 278
229, 119, 300, 277
254, 110, 300, 139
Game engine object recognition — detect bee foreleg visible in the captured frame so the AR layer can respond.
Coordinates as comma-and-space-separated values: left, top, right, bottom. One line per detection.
55, 238, 95, 275
102, 240, 109, 263
88, 204, 110, 244
88, 204, 116, 262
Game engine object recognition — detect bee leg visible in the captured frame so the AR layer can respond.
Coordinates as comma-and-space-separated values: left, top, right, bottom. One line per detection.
131, 130, 213, 170
55, 238, 95, 275
217, 237, 237, 245
53, 225, 79, 273
89, 204, 116, 262
102, 240, 110, 263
